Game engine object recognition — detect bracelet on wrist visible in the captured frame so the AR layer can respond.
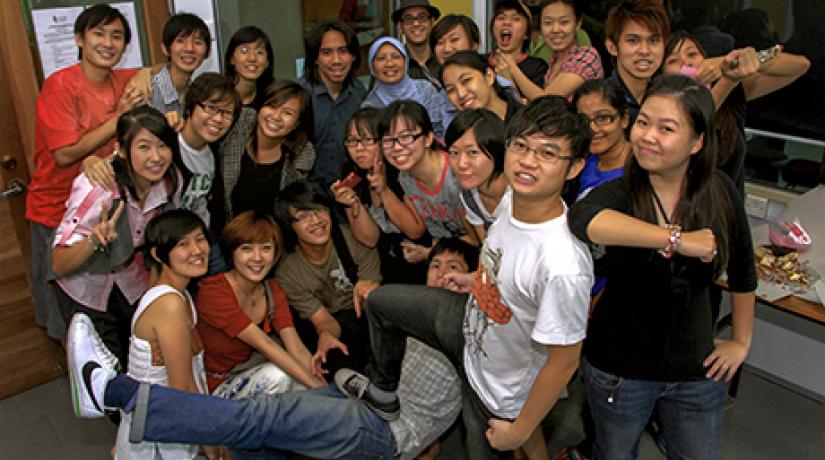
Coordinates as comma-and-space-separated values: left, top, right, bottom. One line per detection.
658, 224, 681, 259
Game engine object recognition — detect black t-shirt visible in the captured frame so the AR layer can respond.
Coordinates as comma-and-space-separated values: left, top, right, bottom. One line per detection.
568, 173, 757, 380
485, 53, 549, 89
231, 149, 285, 215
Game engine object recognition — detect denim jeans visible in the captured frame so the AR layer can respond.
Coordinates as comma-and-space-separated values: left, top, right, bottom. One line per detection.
120, 379, 395, 459
582, 358, 726, 460
365, 284, 509, 460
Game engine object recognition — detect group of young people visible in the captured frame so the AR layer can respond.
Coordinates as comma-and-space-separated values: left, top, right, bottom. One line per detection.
28, 0, 811, 459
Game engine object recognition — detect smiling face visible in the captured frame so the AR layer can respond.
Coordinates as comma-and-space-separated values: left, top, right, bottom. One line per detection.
504, 132, 582, 202
492, 8, 528, 53
399, 6, 434, 46
426, 250, 469, 288
165, 31, 208, 74
346, 123, 380, 170
76, 19, 127, 70
121, 127, 173, 189
289, 206, 332, 250
230, 39, 269, 81
576, 92, 629, 156
316, 30, 354, 88
372, 43, 405, 84
442, 64, 497, 112
258, 96, 301, 140
630, 94, 703, 178
663, 37, 705, 76
165, 227, 209, 279
540, 2, 579, 52
185, 94, 236, 145
434, 25, 478, 64
448, 128, 495, 190
606, 20, 664, 81
232, 241, 276, 283
381, 116, 432, 172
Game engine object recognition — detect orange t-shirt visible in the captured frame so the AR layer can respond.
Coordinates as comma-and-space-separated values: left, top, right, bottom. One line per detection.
26, 64, 138, 227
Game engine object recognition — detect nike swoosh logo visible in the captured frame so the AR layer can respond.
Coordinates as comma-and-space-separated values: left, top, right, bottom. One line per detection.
82, 362, 103, 413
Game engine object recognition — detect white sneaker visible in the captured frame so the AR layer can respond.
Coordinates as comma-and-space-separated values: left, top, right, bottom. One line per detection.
66, 313, 119, 418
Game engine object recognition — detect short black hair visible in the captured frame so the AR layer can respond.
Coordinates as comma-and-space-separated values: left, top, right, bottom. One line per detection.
428, 238, 479, 271
224, 26, 275, 109
74, 4, 131, 60
142, 209, 206, 272
183, 72, 241, 119
506, 95, 592, 160
272, 180, 332, 252
430, 14, 480, 52
378, 100, 435, 138
491, 0, 533, 52
303, 20, 361, 87
162, 12, 211, 59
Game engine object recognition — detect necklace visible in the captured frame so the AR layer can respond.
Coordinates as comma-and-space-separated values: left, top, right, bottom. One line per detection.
228, 272, 263, 308
652, 189, 674, 226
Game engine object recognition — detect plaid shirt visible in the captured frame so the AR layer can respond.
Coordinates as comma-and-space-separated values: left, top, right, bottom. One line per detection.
147, 66, 184, 116
545, 45, 604, 87
391, 338, 461, 458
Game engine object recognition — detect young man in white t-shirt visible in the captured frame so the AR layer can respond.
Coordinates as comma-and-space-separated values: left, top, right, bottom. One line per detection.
337, 95, 594, 459
176, 72, 238, 273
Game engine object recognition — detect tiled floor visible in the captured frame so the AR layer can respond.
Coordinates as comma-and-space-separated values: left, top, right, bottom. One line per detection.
0, 369, 822, 459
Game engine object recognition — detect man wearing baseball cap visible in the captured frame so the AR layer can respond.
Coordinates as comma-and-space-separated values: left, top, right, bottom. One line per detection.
393, 0, 442, 89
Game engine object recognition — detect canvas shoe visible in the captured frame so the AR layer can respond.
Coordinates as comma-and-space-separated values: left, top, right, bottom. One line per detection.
334, 368, 400, 421
66, 313, 120, 418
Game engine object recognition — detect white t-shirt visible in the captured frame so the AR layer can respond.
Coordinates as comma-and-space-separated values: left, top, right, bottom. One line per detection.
462, 200, 592, 419
178, 133, 215, 227
460, 186, 512, 227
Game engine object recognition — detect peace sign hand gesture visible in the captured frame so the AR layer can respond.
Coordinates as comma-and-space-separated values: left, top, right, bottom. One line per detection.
90, 200, 125, 252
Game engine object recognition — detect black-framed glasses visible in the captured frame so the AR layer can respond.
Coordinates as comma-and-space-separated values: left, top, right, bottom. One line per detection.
344, 136, 379, 148
585, 112, 620, 127
401, 13, 430, 25
197, 102, 234, 121
506, 138, 577, 164
381, 131, 424, 149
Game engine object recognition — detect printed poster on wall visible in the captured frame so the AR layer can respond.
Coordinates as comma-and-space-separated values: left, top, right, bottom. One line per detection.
32, 2, 143, 79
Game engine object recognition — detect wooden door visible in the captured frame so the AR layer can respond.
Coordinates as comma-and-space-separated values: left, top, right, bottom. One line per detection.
0, 1, 65, 399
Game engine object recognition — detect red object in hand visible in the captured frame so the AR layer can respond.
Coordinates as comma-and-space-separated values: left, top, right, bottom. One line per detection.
335, 172, 362, 190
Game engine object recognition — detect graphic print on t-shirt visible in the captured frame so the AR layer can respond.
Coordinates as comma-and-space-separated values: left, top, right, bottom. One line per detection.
470, 245, 511, 325
329, 257, 354, 292
180, 172, 214, 224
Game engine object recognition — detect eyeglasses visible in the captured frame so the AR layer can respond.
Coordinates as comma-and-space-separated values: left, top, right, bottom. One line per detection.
381, 131, 424, 149
197, 102, 234, 121
344, 136, 379, 148
585, 112, 620, 127
290, 208, 328, 224
401, 13, 430, 25
506, 138, 577, 164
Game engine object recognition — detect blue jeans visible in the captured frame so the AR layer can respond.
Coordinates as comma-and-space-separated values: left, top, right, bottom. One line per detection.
118, 378, 395, 459
582, 358, 726, 460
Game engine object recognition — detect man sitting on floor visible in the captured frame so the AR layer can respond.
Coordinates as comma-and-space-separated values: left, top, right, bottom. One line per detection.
66, 239, 478, 460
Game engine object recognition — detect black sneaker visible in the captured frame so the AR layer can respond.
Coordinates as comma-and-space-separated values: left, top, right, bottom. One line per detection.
334, 368, 400, 421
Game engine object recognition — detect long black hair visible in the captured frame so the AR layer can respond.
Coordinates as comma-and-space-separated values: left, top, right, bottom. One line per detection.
113, 106, 179, 203
627, 75, 733, 269
224, 26, 275, 110
663, 30, 740, 166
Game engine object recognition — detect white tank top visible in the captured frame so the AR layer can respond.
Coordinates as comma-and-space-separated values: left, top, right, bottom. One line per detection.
126, 285, 207, 393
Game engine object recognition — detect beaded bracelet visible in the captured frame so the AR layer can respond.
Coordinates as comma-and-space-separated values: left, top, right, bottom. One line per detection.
658, 224, 681, 259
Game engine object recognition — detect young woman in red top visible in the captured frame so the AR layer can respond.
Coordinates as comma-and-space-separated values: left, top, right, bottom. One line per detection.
196, 210, 325, 397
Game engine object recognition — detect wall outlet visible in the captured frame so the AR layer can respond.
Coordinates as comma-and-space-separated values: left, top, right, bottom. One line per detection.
745, 194, 769, 218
